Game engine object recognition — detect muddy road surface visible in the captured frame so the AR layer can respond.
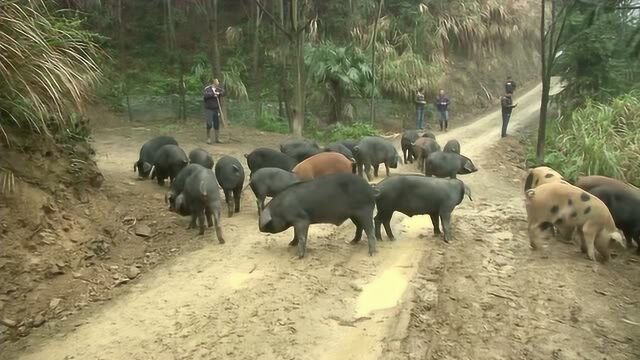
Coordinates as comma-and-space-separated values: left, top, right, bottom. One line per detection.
5, 83, 640, 360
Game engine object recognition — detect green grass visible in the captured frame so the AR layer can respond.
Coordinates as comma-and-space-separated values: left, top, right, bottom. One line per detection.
305, 119, 379, 143
255, 112, 289, 134
530, 92, 640, 185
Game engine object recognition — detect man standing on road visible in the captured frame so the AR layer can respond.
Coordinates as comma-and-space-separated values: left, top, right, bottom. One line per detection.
505, 76, 517, 95
500, 91, 518, 138
435, 89, 450, 131
203, 78, 225, 144
415, 87, 427, 130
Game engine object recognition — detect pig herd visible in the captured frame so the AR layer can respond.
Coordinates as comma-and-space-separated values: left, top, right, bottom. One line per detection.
133, 130, 478, 258
133, 132, 638, 263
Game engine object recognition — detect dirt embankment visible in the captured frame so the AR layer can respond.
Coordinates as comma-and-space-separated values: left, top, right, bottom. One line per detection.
1, 83, 639, 360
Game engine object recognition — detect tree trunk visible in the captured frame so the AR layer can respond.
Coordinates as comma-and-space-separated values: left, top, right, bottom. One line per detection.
204, 0, 222, 78
252, 1, 262, 123
291, 0, 305, 136
536, 0, 547, 162
329, 81, 342, 124
178, 59, 187, 121
369, 0, 384, 124
212, 0, 222, 78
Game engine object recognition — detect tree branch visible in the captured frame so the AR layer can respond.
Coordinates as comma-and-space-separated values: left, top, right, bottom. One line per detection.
254, 0, 293, 41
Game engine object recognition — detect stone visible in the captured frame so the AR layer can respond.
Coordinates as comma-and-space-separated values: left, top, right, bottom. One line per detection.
49, 298, 62, 310
46, 264, 65, 278
126, 266, 141, 280
0, 318, 17, 328
33, 314, 46, 327
134, 224, 152, 237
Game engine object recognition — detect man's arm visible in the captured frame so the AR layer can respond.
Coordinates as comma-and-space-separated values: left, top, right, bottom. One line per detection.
216, 87, 226, 98
203, 85, 215, 100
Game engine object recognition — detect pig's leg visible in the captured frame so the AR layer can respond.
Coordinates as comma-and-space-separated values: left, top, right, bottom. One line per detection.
576, 226, 587, 253
213, 206, 225, 244
187, 204, 198, 229
205, 207, 213, 227
224, 189, 234, 217
430, 214, 441, 235
364, 164, 373, 181
594, 230, 611, 263
197, 211, 206, 235
440, 211, 452, 243
233, 186, 242, 213
350, 216, 363, 243
256, 198, 263, 216
374, 212, 388, 241
581, 222, 597, 261
384, 162, 391, 177
294, 222, 310, 259
362, 212, 377, 256
373, 164, 380, 178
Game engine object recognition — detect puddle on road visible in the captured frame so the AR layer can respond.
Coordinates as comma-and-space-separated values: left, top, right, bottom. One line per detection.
355, 215, 430, 317
355, 268, 408, 317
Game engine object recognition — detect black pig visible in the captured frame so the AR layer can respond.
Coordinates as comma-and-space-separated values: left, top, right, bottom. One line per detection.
258, 173, 377, 258
215, 155, 245, 217
134, 136, 178, 178
189, 148, 214, 169
425, 151, 477, 179
150, 144, 188, 186
374, 175, 472, 242
248, 167, 300, 215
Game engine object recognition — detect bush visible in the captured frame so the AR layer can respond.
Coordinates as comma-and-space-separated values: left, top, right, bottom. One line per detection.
534, 92, 640, 185
256, 112, 289, 134
306, 121, 379, 143
0, 1, 102, 136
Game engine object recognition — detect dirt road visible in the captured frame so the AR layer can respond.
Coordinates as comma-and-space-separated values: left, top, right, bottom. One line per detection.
7, 83, 640, 360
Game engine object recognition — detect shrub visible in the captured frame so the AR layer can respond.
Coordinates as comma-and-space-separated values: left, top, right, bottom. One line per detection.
534, 92, 640, 185
305, 121, 379, 143
0, 1, 102, 138
256, 112, 289, 134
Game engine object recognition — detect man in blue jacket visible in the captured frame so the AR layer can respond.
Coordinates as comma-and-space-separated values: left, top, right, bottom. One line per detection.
435, 89, 450, 131
203, 78, 225, 144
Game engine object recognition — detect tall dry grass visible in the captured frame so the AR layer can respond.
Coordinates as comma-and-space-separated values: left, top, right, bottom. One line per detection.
0, 0, 103, 140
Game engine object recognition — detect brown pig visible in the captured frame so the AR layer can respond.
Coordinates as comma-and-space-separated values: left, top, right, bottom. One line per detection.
525, 181, 625, 263
292, 152, 354, 181
523, 166, 565, 192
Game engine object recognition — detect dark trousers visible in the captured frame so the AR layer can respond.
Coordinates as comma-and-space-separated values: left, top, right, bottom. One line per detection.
501, 109, 512, 137
205, 108, 220, 130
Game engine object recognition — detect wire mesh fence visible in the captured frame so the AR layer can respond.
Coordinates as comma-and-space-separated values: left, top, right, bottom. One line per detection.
119, 95, 441, 131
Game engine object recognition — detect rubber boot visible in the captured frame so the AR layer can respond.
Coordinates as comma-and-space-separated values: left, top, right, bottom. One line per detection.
206, 128, 211, 144
214, 129, 221, 143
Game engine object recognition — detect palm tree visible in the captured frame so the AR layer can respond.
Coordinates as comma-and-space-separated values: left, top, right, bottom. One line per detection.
305, 42, 372, 124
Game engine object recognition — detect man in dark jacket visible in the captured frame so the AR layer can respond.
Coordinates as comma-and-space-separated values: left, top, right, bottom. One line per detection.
415, 87, 427, 129
435, 89, 450, 131
500, 91, 517, 138
203, 78, 225, 144
505, 76, 517, 95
